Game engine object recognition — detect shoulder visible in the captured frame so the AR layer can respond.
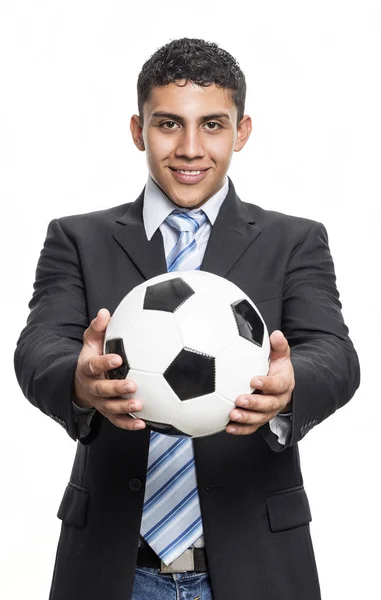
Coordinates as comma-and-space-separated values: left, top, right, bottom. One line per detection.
240, 199, 327, 244
44, 200, 138, 244
58, 202, 133, 229
242, 200, 319, 229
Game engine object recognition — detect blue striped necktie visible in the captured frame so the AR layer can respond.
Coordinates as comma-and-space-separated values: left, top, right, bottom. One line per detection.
140, 208, 208, 565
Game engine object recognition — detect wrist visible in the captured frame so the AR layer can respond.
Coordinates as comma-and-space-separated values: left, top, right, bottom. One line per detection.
73, 377, 93, 409
73, 395, 94, 409
281, 391, 294, 414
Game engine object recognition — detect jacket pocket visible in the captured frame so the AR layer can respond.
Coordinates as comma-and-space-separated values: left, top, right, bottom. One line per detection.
266, 486, 312, 532
57, 482, 89, 528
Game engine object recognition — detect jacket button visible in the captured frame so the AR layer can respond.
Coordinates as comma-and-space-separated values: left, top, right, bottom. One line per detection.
128, 478, 142, 492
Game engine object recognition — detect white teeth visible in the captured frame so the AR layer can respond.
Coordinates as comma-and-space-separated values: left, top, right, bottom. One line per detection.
176, 170, 201, 175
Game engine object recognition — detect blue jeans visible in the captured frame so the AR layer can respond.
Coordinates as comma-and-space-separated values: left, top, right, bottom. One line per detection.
131, 566, 214, 600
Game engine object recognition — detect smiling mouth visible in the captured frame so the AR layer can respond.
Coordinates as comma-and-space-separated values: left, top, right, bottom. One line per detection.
175, 169, 201, 174
169, 168, 208, 174
168, 167, 210, 184
169, 167, 209, 185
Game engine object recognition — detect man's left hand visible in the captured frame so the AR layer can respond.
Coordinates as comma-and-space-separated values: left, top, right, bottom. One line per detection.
226, 330, 295, 435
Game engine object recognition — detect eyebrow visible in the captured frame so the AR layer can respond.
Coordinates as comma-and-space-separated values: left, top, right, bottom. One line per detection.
151, 111, 231, 124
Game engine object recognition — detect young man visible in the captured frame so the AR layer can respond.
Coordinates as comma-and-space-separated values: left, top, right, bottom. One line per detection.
15, 38, 360, 600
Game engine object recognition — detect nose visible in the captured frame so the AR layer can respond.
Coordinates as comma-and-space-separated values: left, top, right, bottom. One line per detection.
175, 126, 205, 160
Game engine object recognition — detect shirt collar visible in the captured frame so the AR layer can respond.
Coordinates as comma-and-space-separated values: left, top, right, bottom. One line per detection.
143, 175, 229, 241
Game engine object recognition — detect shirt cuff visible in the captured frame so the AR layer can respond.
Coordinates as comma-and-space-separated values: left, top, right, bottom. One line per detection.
269, 413, 292, 445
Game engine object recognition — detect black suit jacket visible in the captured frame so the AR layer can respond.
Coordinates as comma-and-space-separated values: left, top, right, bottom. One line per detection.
15, 179, 360, 600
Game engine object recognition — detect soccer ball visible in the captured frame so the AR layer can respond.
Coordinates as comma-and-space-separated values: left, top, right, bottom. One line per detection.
104, 271, 270, 437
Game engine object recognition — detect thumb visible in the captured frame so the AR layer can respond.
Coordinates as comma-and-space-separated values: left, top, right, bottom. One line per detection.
269, 330, 290, 360
83, 308, 111, 350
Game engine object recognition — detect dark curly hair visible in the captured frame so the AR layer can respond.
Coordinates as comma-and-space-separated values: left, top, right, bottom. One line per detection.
137, 38, 246, 126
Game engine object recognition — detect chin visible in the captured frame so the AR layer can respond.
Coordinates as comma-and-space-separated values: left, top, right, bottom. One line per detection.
172, 196, 206, 209
153, 172, 216, 208
169, 185, 213, 209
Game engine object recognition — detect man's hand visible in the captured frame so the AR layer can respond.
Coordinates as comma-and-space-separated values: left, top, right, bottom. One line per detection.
226, 330, 295, 435
74, 308, 146, 431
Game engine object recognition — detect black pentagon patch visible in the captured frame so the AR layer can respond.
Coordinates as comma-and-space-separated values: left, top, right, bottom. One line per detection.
164, 348, 215, 401
231, 299, 264, 347
144, 420, 191, 437
105, 338, 130, 379
143, 278, 194, 313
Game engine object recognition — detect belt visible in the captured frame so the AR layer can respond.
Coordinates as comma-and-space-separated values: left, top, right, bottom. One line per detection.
137, 545, 208, 574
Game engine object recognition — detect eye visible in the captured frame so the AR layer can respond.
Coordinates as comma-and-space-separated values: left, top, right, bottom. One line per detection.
205, 122, 221, 130
161, 121, 179, 130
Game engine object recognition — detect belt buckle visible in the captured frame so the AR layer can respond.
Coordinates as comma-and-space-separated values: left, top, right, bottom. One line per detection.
160, 549, 195, 573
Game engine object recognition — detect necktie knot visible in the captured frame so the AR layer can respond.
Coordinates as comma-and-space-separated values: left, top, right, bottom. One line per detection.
165, 209, 207, 234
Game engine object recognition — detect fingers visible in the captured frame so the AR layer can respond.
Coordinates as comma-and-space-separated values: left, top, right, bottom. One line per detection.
269, 330, 290, 360
97, 396, 143, 416
83, 308, 111, 349
96, 394, 146, 431
107, 413, 146, 431
84, 372, 143, 418
226, 381, 293, 435
90, 376, 137, 401
235, 392, 280, 413
249, 374, 291, 396
226, 423, 261, 436
82, 353, 122, 377
226, 402, 277, 435
228, 395, 278, 427
75, 310, 147, 433
228, 404, 274, 427
111, 415, 146, 430
85, 376, 146, 431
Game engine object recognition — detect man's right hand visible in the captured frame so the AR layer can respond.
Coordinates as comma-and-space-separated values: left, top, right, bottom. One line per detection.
74, 308, 146, 431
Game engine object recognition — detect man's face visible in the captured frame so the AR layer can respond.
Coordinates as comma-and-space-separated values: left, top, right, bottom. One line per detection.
130, 81, 251, 208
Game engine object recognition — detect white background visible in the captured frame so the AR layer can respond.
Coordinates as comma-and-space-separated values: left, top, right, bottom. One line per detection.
1, 1, 379, 598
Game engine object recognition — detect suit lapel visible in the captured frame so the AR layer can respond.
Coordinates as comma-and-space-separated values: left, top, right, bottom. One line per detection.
112, 189, 168, 280
201, 178, 262, 277
112, 178, 262, 281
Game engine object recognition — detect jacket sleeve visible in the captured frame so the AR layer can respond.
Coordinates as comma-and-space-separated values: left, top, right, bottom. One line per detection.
261, 221, 360, 452
14, 218, 104, 445
72, 401, 98, 439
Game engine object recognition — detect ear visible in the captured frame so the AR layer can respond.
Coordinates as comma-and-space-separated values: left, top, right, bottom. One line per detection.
130, 114, 145, 151
234, 115, 252, 152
